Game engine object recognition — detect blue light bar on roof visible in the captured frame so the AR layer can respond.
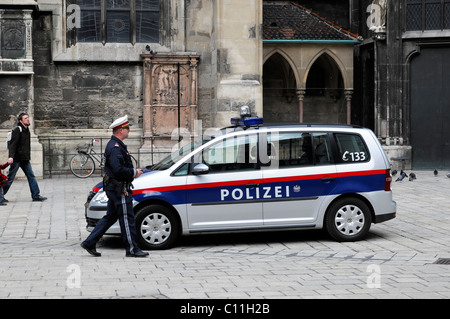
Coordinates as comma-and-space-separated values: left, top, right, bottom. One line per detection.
231, 117, 263, 127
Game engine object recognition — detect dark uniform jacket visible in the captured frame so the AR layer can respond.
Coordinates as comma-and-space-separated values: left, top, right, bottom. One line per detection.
104, 136, 136, 192
8, 123, 30, 161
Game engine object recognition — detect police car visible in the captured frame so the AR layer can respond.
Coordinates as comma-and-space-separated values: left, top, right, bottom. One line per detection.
85, 112, 396, 250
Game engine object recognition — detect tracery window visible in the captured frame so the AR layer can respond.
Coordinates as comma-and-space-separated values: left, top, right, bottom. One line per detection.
67, 0, 159, 44
406, 0, 450, 31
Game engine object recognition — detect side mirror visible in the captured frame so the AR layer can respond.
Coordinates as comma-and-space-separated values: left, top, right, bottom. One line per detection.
192, 163, 210, 175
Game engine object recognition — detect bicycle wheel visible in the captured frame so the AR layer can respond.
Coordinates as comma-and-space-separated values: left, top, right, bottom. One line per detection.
70, 153, 95, 178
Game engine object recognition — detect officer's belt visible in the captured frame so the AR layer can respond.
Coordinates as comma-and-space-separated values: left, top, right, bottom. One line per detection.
104, 175, 122, 187
103, 175, 133, 196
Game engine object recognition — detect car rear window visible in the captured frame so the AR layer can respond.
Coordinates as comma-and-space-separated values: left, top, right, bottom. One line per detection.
334, 133, 370, 163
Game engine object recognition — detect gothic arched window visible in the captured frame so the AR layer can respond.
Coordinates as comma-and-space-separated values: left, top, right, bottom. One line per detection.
67, 0, 159, 44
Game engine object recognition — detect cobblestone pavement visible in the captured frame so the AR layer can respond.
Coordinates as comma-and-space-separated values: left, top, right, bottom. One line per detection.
1, 171, 450, 299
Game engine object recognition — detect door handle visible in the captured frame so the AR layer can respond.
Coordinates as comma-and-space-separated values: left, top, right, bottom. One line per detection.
246, 183, 260, 188
321, 177, 335, 183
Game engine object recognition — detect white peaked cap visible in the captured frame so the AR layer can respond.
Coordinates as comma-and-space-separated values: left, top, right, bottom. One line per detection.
109, 115, 131, 130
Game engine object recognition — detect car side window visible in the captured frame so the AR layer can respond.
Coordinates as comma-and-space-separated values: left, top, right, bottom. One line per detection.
201, 134, 258, 173
334, 133, 370, 163
173, 162, 190, 176
312, 133, 332, 165
267, 132, 332, 168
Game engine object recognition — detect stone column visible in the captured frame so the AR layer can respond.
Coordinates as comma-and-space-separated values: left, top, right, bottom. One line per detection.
0, 9, 43, 178
142, 59, 153, 148
344, 89, 353, 125
188, 56, 199, 132
296, 89, 306, 123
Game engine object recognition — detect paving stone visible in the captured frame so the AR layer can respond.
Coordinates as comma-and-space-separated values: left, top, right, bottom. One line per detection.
0, 172, 450, 299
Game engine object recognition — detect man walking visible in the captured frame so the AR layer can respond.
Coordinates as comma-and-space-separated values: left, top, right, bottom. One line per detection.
4, 113, 47, 202
81, 115, 148, 257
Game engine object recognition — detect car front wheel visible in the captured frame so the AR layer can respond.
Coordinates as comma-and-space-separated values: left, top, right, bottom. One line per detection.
135, 205, 179, 250
325, 198, 372, 242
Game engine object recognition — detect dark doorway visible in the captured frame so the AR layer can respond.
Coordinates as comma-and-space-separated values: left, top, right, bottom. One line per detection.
263, 53, 297, 123
410, 47, 450, 169
304, 53, 345, 124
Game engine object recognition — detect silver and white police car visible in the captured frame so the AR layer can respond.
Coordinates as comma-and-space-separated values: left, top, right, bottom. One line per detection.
85, 115, 396, 250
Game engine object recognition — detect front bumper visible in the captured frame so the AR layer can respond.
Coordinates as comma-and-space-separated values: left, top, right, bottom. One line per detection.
84, 192, 120, 234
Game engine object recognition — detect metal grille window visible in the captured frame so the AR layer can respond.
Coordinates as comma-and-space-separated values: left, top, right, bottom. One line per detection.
68, 0, 159, 44
136, 0, 159, 42
77, 0, 101, 42
406, 0, 450, 31
106, 0, 131, 42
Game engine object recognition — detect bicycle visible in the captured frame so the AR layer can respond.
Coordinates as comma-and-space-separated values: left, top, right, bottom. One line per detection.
70, 138, 137, 178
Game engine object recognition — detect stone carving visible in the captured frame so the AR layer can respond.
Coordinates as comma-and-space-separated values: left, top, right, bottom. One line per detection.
141, 54, 200, 147
1, 20, 25, 58
0, 10, 33, 74
3, 20, 25, 49
154, 65, 188, 105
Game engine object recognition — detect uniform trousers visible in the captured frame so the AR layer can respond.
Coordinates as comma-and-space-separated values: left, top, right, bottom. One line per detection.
82, 189, 140, 255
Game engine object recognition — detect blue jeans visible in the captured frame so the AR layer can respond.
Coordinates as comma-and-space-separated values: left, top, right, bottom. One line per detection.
3, 160, 41, 199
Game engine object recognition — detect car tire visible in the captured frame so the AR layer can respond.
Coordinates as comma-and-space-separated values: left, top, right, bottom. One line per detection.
325, 197, 372, 242
135, 205, 179, 250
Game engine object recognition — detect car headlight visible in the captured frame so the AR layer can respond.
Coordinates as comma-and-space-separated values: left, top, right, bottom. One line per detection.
93, 191, 109, 203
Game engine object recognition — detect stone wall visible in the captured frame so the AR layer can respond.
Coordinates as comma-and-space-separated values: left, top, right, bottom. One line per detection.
33, 14, 143, 131
185, 0, 263, 129
213, 0, 263, 128
34, 62, 143, 130
30, 11, 146, 174
0, 76, 29, 128
353, 0, 412, 168
0, 1, 265, 175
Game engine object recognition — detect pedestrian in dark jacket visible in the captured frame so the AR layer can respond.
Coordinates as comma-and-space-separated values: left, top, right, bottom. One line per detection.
0, 161, 9, 205
3, 113, 47, 202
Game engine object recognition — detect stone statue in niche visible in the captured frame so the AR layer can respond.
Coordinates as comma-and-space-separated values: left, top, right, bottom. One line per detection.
156, 66, 178, 102
153, 64, 188, 105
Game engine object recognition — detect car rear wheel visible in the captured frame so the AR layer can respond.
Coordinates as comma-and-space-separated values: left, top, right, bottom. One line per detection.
135, 205, 179, 250
325, 198, 372, 242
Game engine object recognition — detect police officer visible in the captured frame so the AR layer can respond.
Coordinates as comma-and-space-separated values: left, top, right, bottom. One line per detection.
81, 115, 149, 257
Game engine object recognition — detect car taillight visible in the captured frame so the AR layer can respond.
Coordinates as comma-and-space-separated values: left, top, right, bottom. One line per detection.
385, 169, 392, 191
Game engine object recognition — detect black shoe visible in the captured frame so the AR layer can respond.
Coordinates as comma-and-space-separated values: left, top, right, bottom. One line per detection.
0, 202, 6, 206
80, 242, 101, 257
32, 196, 47, 202
126, 250, 149, 258
3, 199, 8, 203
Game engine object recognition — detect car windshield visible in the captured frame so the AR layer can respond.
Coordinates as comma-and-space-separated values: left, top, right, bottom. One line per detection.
150, 139, 210, 171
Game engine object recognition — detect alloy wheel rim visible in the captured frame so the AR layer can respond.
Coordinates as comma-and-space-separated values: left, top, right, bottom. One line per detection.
140, 213, 172, 245
334, 204, 365, 236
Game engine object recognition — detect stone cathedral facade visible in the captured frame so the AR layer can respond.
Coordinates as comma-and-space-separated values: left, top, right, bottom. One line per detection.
0, 0, 448, 176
